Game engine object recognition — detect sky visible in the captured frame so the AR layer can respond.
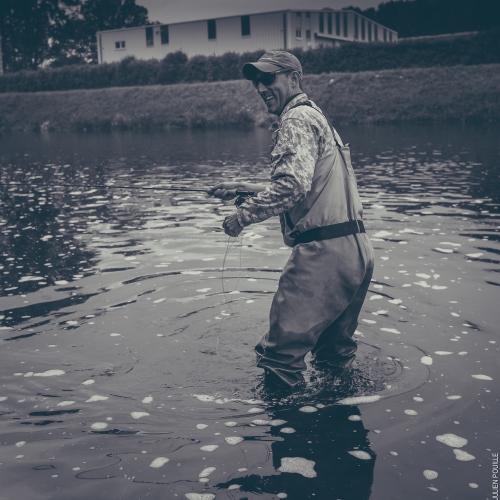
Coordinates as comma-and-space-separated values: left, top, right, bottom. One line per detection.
137, 0, 384, 24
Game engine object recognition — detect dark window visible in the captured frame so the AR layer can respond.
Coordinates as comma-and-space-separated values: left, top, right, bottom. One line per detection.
374, 24, 378, 41
160, 25, 169, 44
296, 12, 301, 17
327, 13, 332, 34
115, 41, 125, 49
306, 12, 311, 18
319, 13, 324, 33
368, 22, 372, 41
241, 15, 250, 36
296, 29, 302, 38
343, 12, 348, 37
336, 13, 340, 36
208, 19, 216, 40
383, 28, 387, 42
306, 29, 311, 40
361, 18, 365, 40
389, 31, 393, 42
354, 15, 358, 39
146, 26, 154, 47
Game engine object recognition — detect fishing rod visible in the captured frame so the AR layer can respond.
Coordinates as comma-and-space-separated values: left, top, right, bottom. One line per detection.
0, 182, 254, 205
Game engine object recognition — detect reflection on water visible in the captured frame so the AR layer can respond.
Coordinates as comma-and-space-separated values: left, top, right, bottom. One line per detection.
0, 124, 499, 499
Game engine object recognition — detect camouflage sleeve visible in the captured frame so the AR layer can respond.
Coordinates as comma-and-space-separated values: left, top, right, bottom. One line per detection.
236, 117, 319, 227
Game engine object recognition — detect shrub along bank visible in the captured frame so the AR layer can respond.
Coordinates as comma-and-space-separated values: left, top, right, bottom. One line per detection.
0, 29, 499, 93
0, 64, 499, 132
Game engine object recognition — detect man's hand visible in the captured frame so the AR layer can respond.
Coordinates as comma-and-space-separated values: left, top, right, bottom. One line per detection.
207, 182, 241, 200
223, 213, 243, 237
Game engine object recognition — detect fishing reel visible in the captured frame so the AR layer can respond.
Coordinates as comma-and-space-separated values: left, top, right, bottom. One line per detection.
234, 190, 255, 208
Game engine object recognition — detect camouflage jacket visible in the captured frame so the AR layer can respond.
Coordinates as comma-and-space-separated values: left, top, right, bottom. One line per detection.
236, 93, 342, 231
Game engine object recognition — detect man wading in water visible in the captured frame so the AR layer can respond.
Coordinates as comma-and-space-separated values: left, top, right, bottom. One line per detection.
208, 51, 375, 389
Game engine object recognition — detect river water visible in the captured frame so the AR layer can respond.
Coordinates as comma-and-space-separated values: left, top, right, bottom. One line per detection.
0, 124, 499, 500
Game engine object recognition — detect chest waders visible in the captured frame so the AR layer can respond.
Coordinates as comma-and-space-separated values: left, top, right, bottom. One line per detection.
255, 101, 375, 388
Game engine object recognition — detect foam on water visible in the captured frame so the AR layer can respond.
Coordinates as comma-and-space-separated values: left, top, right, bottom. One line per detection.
247, 407, 263, 413
277, 494, 288, 499
33, 369, 65, 377
434, 351, 453, 355
82, 380, 95, 385
0, 397, 7, 402
57, 401, 75, 406
278, 457, 317, 478
91, 422, 108, 430
338, 395, 381, 405
420, 356, 433, 365
224, 436, 243, 445
185, 494, 215, 500
280, 428, 296, 434
131, 412, 150, 419
348, 415, 362, 421
85, 395, 108, 402
150, 457, 170, 468
413, 397, 424, 402
270, 419, 288, 426
224, 422, 237, 427
471, 374, 492, 380
200, 445, 219, 452
469, 483, 478, 488
436, 434, 467, 448
252, 419, 271, 426
199, 467, 216, 477
423, 470, 438, 480
447, 395, 462, 400
196, 424, 209, 429
298, 406, 317, 413
453, 449, 475, 461
348, 451, 372, 460
15, 441, 26, 447
380, 328, 400, 334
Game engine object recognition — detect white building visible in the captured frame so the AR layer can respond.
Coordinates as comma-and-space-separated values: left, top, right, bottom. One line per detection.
96, 9, 398, 64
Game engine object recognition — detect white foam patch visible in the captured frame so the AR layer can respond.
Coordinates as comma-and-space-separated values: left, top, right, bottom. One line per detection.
420, 356, 433, 365
185, 494, 216, 500
348, 451, 372, 460
237, 468, 247, 472
86, 395, 108, 402
280, 428, 296, 434
388, 299, 402, 304
270, 419, 288, 426
471, 374, 492, 380
380, 328, 400, 334
225, 436, 244, 445
458, 352, 467, 356
454, 449, 475, 461
404, 409, 418, 415
416, 273, 431, 279
91, 422, 108, 430
428, 487, 438, 491
299, 406, 317, 413
277, 494, 288, 499
338, 395, 381, 405
15, 441, 26, 447
362, 319, 377, 324
131, 412, 150, 419
373, 231, 393, 238
142, 396, 153, 404
66, 320, 78, 325
110, 333, 121, 337
196, 288, 211, 293
432, 285, 448, 290
434, 351, 453, 355
252, 419, 270, 426
434, 248, 453, 253
54, 280, 68, 285
200, 445, 219, 452
413, 397, 424, 402
150, 457, 169, 468
247, 407, 264, 413
436, 434, 467, 448
0, 397, 7, 402
228, 484, 241, 490
348, 415, 362, 421
193, 395, 215, 402
224, 422, 237, 427
447, 395, 462, 400
423, 470, 438, 480
196, 424, 209, 429
469, 483, 478, 488
181, 271, 204, 275
82, 379, 95, 385
370, 295, 383, 300
57, 401, 75, 407
33, 370, 65, 377
466, 253, 483, 258
199, 466, 216, 478
153, 298, 166, 304
279, 457, 317, 478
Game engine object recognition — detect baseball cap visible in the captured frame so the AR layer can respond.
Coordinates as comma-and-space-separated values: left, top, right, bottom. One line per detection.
242, 51, 303, 80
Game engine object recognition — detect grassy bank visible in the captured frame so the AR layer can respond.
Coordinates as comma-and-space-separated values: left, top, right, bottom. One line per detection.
1, 64, 499, 132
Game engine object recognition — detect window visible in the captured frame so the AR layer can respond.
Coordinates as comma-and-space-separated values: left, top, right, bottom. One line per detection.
354, 15, 358, 39
319, 12, 324, 33
389, 31, 393, 42
296, 12, 302, 39
306, 29, 311, 40
383, 28, 387, 42
306, 12, 311, 18
208, 19, 216, 40
368, 22, 372, 41
241, 15, 250, 36
327, 13, 332, 35
115, 41, 126, 50
343, 12, 348, 37
361, 18, 365, 40
160, 25, 169, 44
374, 24, 378, 41
336, 13, 340, 36
146, 27, 154, 47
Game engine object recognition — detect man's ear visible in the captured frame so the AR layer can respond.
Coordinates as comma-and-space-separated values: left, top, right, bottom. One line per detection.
290, 71, 301, 89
